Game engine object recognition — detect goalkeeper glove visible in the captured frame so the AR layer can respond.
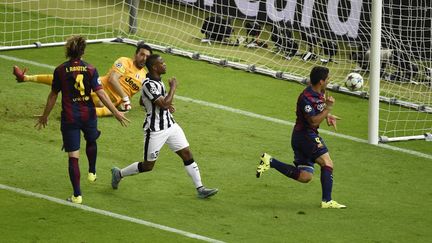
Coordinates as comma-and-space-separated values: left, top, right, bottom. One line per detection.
119, 96, 132, 111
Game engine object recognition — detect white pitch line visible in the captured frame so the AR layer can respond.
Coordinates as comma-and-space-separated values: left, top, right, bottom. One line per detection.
0, 184, 225, 243
1, 54, 431, 160
175, 97, 432, 160
0, 54, 56, 69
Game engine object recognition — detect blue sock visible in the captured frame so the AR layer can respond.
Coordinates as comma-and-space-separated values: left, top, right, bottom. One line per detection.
321, 166, 333, 202
86, 141, 97, 174
68, 157, 81, 197
270, 158, 300, 180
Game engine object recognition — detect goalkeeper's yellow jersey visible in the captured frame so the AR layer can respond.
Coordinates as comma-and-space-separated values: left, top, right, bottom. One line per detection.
100, 57, 147, 106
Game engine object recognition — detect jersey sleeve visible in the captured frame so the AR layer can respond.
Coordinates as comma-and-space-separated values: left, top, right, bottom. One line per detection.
142, 80, 161, 102
89, 67, 102, 92
111, 57, 128, 75
51, 68, 61, 93
299, 95, 318, 118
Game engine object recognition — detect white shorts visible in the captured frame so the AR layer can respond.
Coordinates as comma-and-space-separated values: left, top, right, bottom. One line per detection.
143, 123, 189, 161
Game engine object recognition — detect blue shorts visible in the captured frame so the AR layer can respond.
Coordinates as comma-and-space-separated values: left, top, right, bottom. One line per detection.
291, 129, 328, 173
61, 119, 100, 152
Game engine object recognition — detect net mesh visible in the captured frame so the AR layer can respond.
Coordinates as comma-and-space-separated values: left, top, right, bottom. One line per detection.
1, 0, 431, 140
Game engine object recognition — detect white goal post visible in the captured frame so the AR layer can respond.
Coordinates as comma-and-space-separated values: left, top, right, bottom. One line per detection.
1, 0, 431, 143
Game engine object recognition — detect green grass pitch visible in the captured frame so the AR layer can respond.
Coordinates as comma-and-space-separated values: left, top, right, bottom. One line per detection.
0, 43, 432, 242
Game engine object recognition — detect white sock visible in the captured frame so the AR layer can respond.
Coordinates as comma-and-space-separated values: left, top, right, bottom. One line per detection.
184, 162, 203, 189
120, 162, 140, 177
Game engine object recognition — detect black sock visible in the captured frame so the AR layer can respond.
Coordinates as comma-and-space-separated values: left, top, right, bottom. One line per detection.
321, 166, 333, 202
68, 157, 81, 197
86, 141, 97, 174
270, 158, 300, 180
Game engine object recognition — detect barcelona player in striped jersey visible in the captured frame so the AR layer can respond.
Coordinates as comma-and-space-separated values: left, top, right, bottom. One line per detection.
256, 66, 346, 209
35, 35, 129, 204
110, 54, 218, 199
12, 42, 153, 117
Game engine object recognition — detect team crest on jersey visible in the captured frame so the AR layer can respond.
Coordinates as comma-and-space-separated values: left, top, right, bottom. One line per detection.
97, 78, 102, 85
135, 73, 140, 79
317, 103, 326, 111
149, 83, 158, 94
304, 105, 313, 113
115, 62, 126, 73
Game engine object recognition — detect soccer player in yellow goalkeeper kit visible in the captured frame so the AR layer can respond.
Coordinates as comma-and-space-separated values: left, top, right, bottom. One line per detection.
13, 43, 153, 117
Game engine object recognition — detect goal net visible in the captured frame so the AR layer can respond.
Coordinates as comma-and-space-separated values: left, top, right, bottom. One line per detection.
1, 0, 431, 142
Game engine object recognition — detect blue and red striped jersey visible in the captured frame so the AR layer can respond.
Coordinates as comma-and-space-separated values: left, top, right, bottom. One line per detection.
52, 59, 102, 123
294, 86, 326, 133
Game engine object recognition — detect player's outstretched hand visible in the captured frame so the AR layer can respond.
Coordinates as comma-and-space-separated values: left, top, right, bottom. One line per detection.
326, 114, 341, 131
34, 115, 48, 130
114, 111, 130, 127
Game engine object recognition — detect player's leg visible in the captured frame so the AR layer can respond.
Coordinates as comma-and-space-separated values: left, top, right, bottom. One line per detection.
62, 124, 83, 204
82, 119, 101, 182
111, 129, 166, 189
90, 92, 114, 117
111, 160, 156, 189
256, 152, 304, 180
95, 107, 113, 117
93, 91, 122, 117
12, 66, 53, 85
168, 124, 218, 198
314, 146, 346, 209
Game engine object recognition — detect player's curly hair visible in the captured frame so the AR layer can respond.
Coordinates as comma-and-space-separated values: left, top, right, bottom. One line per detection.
65, 35, 86, 59
310, 66, 329, 85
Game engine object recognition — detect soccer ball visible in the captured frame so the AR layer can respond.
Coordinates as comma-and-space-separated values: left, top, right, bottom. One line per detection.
344, 72, 364, 91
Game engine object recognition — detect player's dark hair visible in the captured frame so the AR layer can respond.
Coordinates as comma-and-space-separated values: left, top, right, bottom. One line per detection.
65, 35, 86, 59
136, 42, 153, 55
145, 54, 161, 71
309, 66, 329, 85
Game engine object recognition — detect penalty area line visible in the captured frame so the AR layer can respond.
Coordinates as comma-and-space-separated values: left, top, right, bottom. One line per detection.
0, 184, 225, 243
1, 54, 431, 160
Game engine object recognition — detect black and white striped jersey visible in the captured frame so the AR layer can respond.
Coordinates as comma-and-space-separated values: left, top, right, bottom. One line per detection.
141, 76, 175, 131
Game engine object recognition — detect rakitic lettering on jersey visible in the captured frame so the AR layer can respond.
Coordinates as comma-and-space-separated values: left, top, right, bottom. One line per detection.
66, 66, 87, 72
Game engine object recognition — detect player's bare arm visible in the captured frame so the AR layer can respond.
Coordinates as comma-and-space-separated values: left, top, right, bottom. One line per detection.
95, 89, 130, 126
108, 71, 131, 111
154, 77, 177, 109
35, 90, 58, 130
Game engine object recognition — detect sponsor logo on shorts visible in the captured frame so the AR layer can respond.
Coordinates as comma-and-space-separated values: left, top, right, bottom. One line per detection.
150, 151, 159, 159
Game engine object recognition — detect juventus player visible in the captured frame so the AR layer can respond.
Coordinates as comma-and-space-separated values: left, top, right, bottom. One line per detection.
111, 54, 218, 199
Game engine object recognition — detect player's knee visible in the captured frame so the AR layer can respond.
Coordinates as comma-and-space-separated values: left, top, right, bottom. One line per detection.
297, 171, 313, 183
315, 153, 333, 168
138, 161, 155, 172
323, 159, 333, 168
177, 147, 193, 161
